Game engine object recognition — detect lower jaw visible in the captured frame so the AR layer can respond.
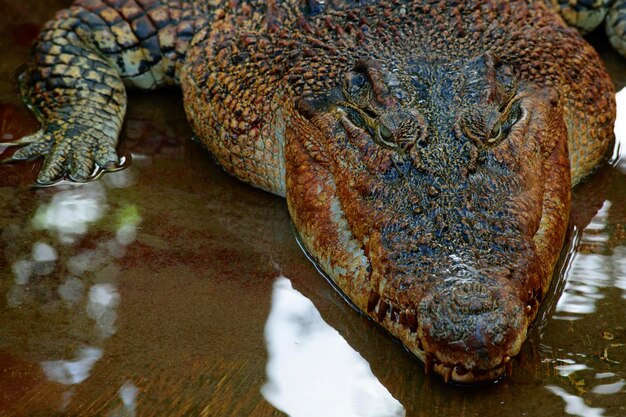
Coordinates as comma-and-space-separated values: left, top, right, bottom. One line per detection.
413, 345, 510, 384
432, 361, 507, 385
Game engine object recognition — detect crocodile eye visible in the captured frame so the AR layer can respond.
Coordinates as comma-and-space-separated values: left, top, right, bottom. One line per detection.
487, 121, 502, 144
485, 101, 521, 145
379, 124, 393, 141
345, 72, 368, 98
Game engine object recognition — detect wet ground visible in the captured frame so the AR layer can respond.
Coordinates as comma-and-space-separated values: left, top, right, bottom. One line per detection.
1, 1, 626, 416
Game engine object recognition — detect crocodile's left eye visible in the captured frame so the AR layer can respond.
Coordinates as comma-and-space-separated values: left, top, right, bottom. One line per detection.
345, 72, 367, 96
343, 71, 372, 106
379, 123, 393, 142
487, 121, 502, 144
487, 102, 521, 145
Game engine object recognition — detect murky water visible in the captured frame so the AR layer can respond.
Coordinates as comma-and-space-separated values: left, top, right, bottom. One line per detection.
1, 2, 626, 416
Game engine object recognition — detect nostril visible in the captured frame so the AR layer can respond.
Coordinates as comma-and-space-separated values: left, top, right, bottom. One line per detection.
451, 281, 498, 315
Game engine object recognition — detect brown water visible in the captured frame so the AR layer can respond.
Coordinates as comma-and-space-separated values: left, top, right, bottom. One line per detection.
1, 2, 626, 416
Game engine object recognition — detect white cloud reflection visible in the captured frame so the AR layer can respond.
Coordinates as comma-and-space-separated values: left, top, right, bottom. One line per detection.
107, 381, 140, 417
262, 277, 405, 417
41, 346, 103, 385
591, 379, 626, 395
554, 362, 588, 377
613, 246, 626, 300
545, 385, 606, 417
87, 284, 120, 338
554, 201, 611, 319
32, 182, 107, 241
613, 87, 626, 171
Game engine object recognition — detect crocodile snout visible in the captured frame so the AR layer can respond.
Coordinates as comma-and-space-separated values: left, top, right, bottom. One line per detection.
417, 279, 527, 381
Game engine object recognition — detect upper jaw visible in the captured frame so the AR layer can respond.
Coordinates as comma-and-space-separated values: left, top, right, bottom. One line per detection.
362, 236, 541, 383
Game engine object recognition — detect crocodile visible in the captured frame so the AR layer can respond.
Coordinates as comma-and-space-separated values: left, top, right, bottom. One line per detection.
4, 0, 616, 383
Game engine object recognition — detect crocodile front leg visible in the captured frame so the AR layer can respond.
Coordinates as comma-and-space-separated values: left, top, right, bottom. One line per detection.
6, 0, 200, 184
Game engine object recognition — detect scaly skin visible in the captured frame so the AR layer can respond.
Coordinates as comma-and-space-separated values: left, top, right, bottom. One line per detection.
7, 0, 616, 383
548, 0, 613, 33
606, 0, 626, 56
548, 0, 626, 60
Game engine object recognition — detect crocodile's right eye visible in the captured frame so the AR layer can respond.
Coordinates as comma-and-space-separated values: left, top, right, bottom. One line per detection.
345, 72, 367, 95
487, 121, 502, 144
486, 101, 521, 145
343, 71, 372, 106
379, 123, 393, 141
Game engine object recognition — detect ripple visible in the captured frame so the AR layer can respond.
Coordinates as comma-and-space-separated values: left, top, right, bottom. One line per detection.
545, 385, 606, 417
554, 201, 611, 319
41, 346, 103, 385
591, 380, 625, 395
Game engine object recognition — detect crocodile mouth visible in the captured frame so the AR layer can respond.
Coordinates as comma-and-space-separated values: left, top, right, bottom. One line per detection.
290, 154, 569, 385
293, 227, 516, 384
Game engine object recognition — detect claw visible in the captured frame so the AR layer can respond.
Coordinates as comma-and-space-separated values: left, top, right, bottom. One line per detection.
2, 130, 46, 147
32, 177, 64, 189
96, 146, 122, 171
2, 118, 126, 185
443, 365, 452, 383
1, 154, 38, 164
7, 138, 52, 162
101, 154, 129, 172
68, 164, 105, 183
504, 356, 513, 376
424, 354, 434, 375
1, 140, 31, 148
10, 63, 29, 88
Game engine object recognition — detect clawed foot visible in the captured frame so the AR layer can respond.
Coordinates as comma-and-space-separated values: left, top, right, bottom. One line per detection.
1, 124, 125, 186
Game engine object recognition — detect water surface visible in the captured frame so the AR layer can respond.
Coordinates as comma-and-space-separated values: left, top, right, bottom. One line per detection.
0, 2, 625, 416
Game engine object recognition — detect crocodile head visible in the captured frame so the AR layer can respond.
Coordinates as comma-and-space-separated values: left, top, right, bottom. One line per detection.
284, 53, 571, 383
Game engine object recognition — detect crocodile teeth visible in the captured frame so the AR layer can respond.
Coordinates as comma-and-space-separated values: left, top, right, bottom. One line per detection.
405, 309, 418, 332
454, 365, 468, 376
390, 306, 400, 322
424, 354, 434, 375
416, 337, 423, 351
398, 310, 406, 325
367, 291, 380, 313
376, 299, 389, 321
504, 356, 513, 376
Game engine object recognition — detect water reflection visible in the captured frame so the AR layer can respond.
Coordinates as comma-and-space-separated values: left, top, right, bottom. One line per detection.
554, 359, 588, 377
613, 87, 626, 170
1, 169, 141, 412
41, 346, 103, 385
554, 201, 611, 319
545, 385, 606, 417
614, 246, 626, 300
591, 379, 626, 395
263, 277, 405, 417
541, 92, 626, 415
86, 284, 121, 338
108, 381, 140, 417
58, 276, 85, 306
32, 181, 107, 242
